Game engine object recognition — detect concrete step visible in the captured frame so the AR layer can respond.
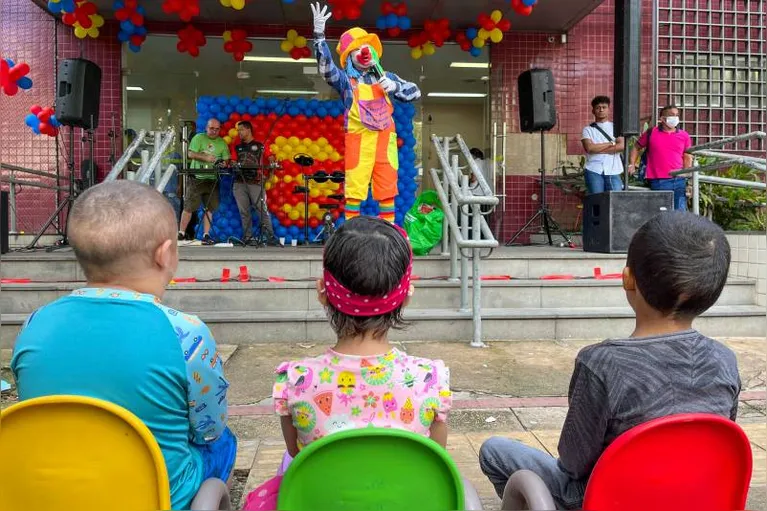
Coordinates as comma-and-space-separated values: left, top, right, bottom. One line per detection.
3, 305, 764, 346
0, 246, 629, 281
0, 278, 758, 314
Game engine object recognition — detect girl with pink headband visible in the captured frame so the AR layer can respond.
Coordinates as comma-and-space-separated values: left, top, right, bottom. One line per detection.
244, 217, 452, 510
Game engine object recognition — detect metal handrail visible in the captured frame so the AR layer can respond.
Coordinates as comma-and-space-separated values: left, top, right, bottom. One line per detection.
136, 129, 176, 184
430, 134, 499, 348
0, 163, 59, 181
104, 129, 147, 182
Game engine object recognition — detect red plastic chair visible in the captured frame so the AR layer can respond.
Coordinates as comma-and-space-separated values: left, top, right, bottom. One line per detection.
503, 413, 753, 511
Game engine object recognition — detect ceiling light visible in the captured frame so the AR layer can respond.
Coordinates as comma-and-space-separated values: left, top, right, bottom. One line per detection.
244, 56, 315, 63
256, 89, 319, 95
126, 86, 144, 91
427, 92, 487, 98
450, 62, 490, 69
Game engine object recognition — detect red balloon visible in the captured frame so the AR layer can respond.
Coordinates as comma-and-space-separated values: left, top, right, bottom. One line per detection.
395, 3, 407, 16
387, 27, 401, 37
482, 19, 495, 31
382, 1, 394, 15
30, 104, 42, 115
498, 19, 512, 31
309, 218, 320, 229
397, 137, 404, 148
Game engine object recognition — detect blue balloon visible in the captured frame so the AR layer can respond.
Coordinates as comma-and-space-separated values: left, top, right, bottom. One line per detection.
522, 0, 536, 5
217, 95, 229, 105
229, 96, 241, 106
128, 44, 141, 53
24, 114, 38, 128
120, 20, 134, 33
236, 104, 247, 114
209, 103, 221, 113
248, 104, 260, 116
255, 97, 266, 108
386, 13, 398, 28
32, 124, 41, 135
288, 106, 299, 116
48, 0, 62, 13
316, 107, 327, 117
17, 77, 32, 90
50, 115, 60, 128
217, 112, 228, 122
117, 31, 130, 42
398, 16, 411, 30
470, 47, 482, 57
289, 226, 300, 237
136, 5, 146, 15
267, 98, 280, 109
135, 26, 147, 37
284, 235, 293, 244
466, 27, 479, 39
376, 16, 387, 30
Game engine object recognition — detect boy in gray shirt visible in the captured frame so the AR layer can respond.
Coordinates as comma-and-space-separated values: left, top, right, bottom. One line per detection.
479, 211, 741, 509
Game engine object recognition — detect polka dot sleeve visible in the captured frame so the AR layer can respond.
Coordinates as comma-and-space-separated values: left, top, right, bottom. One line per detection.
273, 361, 291, 416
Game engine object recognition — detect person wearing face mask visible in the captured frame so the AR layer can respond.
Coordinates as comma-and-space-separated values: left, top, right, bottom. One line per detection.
311, 2, 421, 224
628, 105, 693, 211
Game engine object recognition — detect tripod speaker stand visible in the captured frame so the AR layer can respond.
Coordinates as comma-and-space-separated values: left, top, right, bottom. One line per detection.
505, 131, 574, 247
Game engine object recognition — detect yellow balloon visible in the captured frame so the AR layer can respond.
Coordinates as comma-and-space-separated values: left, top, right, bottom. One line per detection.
490, 28, 504, 43
317, 137, 328, 147
264, 182, 272, 191
288, 210, 300, 221
330, 151, 341, 162
220, 0, 232, 6
280, 40, 294, 53
275, 136, 287, 145
276, 152, 286, 161
491, 10, 503, 23
284, 175, 293, 184
309, 189, 320, 199
87, 27, 99, 38
296, 145, 307, 154
294, 36, 307, 48
423, 42, 436, 56
223, 136, 232, 144
410, 47, 422, 60
316, 151, 329, 161
478, 28, 490, 40
473, 37, 485, 49
309, 144, 320, 154
288, 136, 300, 147
287, 29, 298, 41
74, 26, 87, 39
282, 203, 292, 213
329, 182, 340, 191
228, 128, 237, 138
223, 30, 232, 42
315, 210, 325, 220
232, 0, 245, 9
92, 15, 104, 28
270, 143, 279, 153
301, 137, 312, 146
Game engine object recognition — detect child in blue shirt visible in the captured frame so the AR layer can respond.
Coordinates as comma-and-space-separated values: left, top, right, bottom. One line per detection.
11, 180, 236, 509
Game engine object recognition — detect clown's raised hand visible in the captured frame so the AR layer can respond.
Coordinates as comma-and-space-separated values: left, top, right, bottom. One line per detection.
379, 75, 398, 94
311, 3, 332, 37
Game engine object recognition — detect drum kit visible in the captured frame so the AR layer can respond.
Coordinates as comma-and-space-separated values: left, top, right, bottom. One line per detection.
178, 154, 345, 245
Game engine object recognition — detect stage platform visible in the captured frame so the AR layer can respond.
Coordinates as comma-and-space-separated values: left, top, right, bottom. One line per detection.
2, 245, 765, 345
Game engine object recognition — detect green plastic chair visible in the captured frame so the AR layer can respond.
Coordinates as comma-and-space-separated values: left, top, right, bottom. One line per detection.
277, 428, 483, 510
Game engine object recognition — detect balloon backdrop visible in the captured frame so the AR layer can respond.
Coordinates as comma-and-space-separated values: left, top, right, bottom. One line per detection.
223, 29, 252, 62
0, 58, 33, 96
25, 105, 61, 137
376, 1, 411, 38
280, 29, 311, 60
162, 0, 200, 22
177, 24, 206, 57
327, 0, 365, 21
194, 96, 418, 243
114, 0, 147, 52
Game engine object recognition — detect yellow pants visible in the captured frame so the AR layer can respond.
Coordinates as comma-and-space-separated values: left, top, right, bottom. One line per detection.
344, 128, 399, 201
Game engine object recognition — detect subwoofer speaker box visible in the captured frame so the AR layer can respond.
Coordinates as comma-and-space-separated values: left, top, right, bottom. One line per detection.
518, 68, 556, 132
56, 58, 102, 130
1, 190, 9, 254
583, 191, 674, 253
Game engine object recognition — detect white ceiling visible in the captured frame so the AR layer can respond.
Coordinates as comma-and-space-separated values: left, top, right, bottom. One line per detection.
38, 0, 604, 32
125, 35, 491, 104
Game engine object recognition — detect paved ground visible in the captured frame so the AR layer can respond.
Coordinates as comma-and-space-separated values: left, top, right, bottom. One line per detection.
2, 338, 765, 510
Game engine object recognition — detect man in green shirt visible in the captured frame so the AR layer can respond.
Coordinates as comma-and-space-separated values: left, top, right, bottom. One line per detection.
179, 118, 230, 245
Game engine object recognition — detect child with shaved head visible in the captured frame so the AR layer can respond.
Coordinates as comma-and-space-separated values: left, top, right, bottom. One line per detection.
11, 181, 237, 510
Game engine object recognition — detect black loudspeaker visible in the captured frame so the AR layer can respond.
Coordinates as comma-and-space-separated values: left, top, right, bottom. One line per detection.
613, 0, 641, 136
518, 69, 556, 133
56, 58, 102, 130
1, 190, 9, 254
583, 191, 673, 253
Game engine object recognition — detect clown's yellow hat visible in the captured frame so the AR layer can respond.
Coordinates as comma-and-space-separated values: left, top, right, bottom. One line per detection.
336, 27, 383, 66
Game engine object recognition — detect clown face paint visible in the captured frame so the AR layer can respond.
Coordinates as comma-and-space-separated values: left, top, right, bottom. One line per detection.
351, 45, 375, 70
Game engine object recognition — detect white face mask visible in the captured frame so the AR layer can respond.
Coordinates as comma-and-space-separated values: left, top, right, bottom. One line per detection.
665, 116, 680, 128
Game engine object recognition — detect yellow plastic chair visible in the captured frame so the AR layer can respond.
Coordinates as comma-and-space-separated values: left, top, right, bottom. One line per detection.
0, 395, 231, 511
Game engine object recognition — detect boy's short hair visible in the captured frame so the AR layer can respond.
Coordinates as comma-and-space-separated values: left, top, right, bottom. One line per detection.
68, 180, 177, 282
627, 211, 731, 319
591, 96, 611, 108
322, 216, 410, 339
237, 120, 253, 133
660, 104, 679, 117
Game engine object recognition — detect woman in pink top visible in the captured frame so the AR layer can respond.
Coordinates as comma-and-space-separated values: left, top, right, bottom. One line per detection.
243, 217, 452, 510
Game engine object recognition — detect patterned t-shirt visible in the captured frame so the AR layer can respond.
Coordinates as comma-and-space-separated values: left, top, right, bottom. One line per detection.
273, 348, 451, 449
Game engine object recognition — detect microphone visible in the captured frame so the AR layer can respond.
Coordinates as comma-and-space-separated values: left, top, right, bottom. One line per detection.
369, 47, 385, 80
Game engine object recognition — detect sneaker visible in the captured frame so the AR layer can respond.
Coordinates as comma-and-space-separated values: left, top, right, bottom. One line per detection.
178, 231, 186, 241
246, 237, 262, 247
265, 236, 281, 247
201, 233, 215, 246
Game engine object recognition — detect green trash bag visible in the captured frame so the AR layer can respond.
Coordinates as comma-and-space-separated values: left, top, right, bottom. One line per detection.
404, 190, 444, 256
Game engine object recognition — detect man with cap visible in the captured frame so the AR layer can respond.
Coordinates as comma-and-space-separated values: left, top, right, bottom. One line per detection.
310, 2, 421, 224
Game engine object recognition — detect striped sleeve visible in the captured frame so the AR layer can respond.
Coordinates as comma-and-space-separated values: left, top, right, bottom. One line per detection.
314, 36, 350, 97
386, 71, 421, 103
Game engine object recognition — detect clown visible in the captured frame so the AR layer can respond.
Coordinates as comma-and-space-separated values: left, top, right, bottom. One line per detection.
311, 2, 421, 223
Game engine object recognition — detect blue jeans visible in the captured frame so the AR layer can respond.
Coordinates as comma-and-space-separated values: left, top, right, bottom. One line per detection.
648, 177, 688, 211
584, 171, 623, 195
194, 427, 238, 482
479, 437, 586, 510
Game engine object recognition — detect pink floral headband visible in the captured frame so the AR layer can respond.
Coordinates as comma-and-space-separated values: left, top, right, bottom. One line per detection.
322, 224, 413, 317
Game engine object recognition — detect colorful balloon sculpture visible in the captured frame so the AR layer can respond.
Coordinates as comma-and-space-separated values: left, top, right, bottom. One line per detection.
375, 1, 411, 38
280, 30, 311, 60
177, 24, 206, 57
25, 105, 61, 137
0, 58, 33, 96
114, 0, 148, 52
223, 29, 253, 62
194, 96, 418, 243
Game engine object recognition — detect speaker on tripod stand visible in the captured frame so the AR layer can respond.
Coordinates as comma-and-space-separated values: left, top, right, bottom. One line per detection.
506, 69, 574, 247
26, 58, 102, 250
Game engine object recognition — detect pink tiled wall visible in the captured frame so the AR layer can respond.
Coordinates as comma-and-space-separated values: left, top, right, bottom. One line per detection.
0, 0, 122, 234
490, 0, 656, 243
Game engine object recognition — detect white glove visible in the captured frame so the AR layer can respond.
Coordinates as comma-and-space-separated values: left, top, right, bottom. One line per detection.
311, 2, 332, 36
379, 76, 397, 94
